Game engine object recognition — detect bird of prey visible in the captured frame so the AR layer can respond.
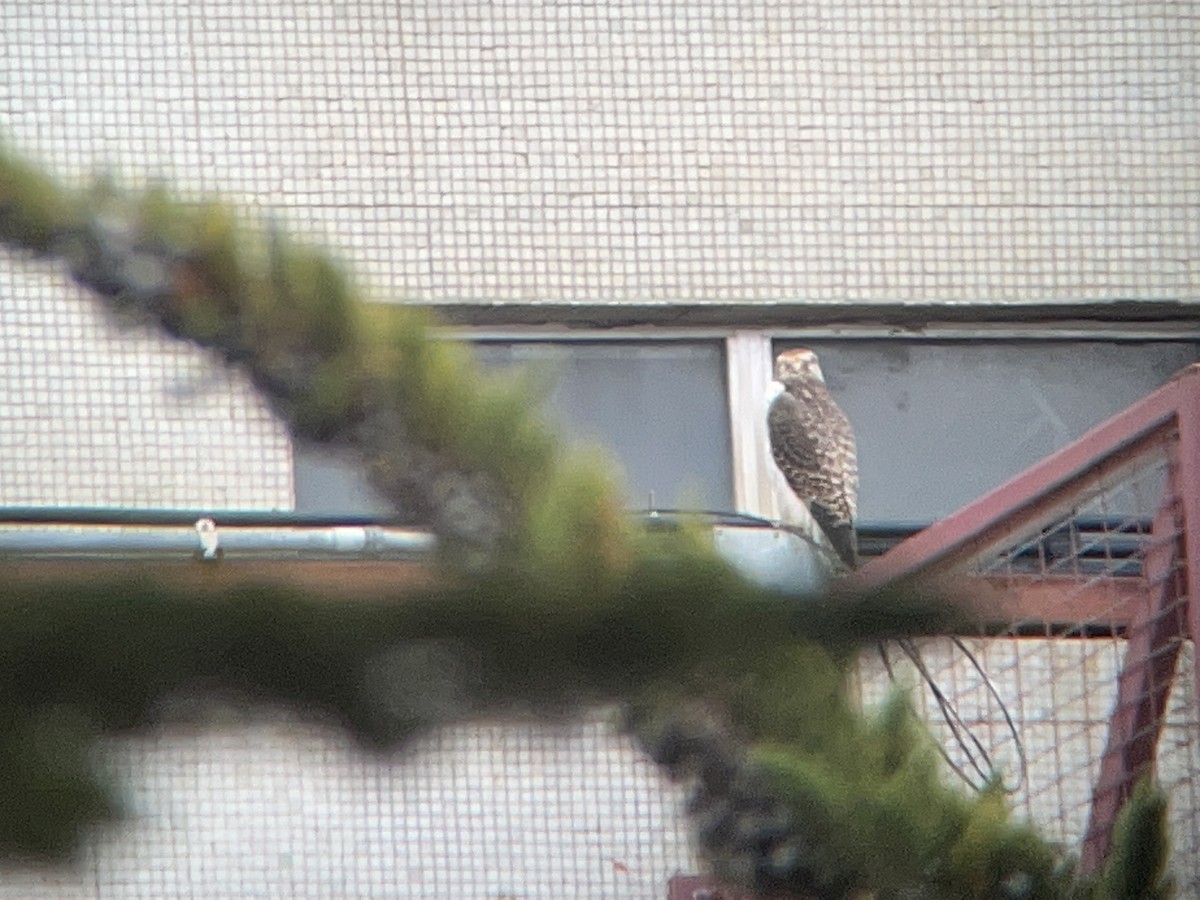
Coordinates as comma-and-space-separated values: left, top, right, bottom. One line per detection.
767, 348, 859, 567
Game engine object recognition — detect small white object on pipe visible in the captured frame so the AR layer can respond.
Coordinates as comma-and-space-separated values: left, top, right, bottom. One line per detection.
0, 525, 436, 560
195, 517, 221, 560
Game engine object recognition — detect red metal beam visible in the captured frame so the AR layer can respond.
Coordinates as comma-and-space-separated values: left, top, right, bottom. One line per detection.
964, 575, 1139, 632
847, 364, 1200, 875
1175, 374, 1200, 701
1078, 500, 1185, 873
853, 364, 1200, 588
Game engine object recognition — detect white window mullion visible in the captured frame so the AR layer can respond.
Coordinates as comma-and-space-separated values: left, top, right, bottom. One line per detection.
724, 331, 821, 540
726, 330, 777, 518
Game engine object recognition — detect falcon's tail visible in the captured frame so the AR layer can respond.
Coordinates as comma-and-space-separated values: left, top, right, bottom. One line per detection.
809, 504, 858, 569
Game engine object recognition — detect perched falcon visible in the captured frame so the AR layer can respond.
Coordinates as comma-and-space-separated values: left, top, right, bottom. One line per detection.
767, 348, 859, 567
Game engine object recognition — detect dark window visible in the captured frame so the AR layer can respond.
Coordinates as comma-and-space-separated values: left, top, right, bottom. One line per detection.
474, 341, 734, 510
773, 340, 1200, 524
294, 340, 734, 515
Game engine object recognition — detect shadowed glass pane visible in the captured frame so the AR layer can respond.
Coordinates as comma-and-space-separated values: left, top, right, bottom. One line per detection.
774, 340, 1200, 524
294, 340, 734, 516
474, 341, 733, 511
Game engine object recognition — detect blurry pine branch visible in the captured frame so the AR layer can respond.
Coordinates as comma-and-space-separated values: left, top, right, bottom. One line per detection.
0, 138, 1175, 897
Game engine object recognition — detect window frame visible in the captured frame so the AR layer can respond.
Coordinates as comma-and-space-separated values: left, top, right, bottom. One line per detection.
290, 321, 1200, 539
445, 322, 1200, 537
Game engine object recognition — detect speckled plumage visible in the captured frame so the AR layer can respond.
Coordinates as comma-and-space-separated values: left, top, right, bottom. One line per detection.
768, 348, 859, 566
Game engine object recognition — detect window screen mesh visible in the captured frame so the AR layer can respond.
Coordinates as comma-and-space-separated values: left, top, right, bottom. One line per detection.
1, 1, 1197, 897
0, 715, 699, 899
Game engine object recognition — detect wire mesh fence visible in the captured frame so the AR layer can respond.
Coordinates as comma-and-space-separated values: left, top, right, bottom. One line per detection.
856, 394, 1200, 893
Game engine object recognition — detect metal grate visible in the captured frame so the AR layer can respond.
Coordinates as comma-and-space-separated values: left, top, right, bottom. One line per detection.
855, 369, 1200, 891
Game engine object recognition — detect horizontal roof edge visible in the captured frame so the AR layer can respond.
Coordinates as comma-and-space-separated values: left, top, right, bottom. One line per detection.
413, 299, 1200, 330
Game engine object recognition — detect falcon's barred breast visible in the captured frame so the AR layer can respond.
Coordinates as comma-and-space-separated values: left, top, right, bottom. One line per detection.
767, 348, 859, 567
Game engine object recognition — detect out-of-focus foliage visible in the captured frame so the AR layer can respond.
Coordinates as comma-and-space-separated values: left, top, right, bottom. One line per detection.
1089, 778, 1175, 900
0, 138, 1175, 897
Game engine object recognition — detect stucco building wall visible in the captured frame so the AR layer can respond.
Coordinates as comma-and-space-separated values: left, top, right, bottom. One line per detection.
3, 1, 1196, 308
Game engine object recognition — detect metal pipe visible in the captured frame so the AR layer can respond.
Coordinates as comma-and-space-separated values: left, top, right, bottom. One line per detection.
0, 525, 436, 560
0, 516, 834, 593
0, 506, 403, 528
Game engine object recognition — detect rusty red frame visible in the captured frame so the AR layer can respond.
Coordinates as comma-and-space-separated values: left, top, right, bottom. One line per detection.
852, 363, 1200, 873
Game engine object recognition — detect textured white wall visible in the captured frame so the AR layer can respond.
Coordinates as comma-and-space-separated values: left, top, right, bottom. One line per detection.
0, 715, 699, 900
2, 0, 1196, 306
3, 0, 1196, 501
0, 259, 292, 509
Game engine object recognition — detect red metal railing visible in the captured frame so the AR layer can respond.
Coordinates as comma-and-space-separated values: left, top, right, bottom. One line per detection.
854, 364, 1200, 874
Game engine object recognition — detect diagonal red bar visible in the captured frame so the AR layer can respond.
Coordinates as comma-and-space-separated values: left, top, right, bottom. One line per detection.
1079, 501, 1185, 873
1174, 377, 1200, 713
852, 364, 1200, 588
848, 363, 1200, 876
